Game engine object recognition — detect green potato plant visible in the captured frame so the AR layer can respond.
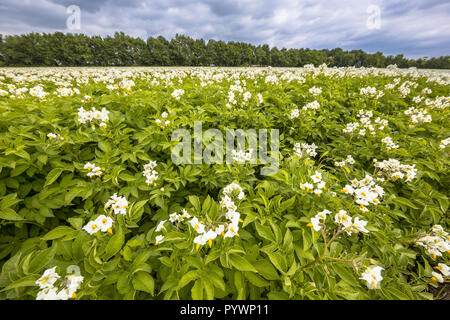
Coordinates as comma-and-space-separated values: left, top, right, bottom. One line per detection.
0, 66, 448, 300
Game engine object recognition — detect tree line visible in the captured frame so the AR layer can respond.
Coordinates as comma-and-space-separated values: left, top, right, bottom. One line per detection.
0, 32, 448, 69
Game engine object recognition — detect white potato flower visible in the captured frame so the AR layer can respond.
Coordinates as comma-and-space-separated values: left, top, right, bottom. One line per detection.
95, 214, 114, 233
360, 265, 384, 290
105, 193, 129, 215
36, 267, 60, 289
155, 235, 165, 245
82, 220, 100, 235
311, 171, 322, 183
431, 271, 444, 283
434, 263, 450, 277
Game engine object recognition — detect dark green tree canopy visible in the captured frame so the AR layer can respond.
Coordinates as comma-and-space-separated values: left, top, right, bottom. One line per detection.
0, 32, 448, 68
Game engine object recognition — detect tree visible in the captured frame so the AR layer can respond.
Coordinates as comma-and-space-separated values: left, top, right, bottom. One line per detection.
0, 32, 448, 69
0, 34, 4, 65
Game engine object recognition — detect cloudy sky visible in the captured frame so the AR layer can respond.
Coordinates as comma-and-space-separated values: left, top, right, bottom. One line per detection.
0, 0, 449, 58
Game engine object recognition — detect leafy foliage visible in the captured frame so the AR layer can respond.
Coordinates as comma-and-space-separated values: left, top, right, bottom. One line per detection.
0, 65, 448, 300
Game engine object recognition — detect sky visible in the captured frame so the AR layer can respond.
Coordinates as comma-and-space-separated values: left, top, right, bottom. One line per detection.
0, 0, 449, 59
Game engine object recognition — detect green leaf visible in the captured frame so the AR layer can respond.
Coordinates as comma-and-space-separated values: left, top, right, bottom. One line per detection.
188, 195, 201, 212
266, 252, 287, 273
119, 173, 138, 182
44, 168, 64, 187
244, 272, 270, 287
1, 193, 21, 209
205, 249, 221, 265
392, 197, 419, 209
132, 271, 155, 296
15, 149, 30, 161
191, 279, 203, 300
68, 217, 83, 230
72, 231, 88, 261
105, 225, 125, 260
280, 196, 296, 212
202, 278, 215, 300
0, 208, 23, 221
0, 274, 40, 292
302, 228, 313, 251
205, 271, 226, 292
133, 199, 148, 212
283, 228, 293, 248
98, 141, 112, 153
253, 260, 280, 280
11, 165, 29, 177
255, 222, 275, 242
229, 254, 257, 272
129, 199, 148, 219
386, 287, 410, 300
28, 246, 57, 274
267, 291, 289, 300
41, 226, 76, 241
178, 270, 202, 289
332, 264, 359, 287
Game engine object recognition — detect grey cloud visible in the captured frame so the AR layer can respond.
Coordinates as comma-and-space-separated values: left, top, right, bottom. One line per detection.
0, 0, 448, 58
